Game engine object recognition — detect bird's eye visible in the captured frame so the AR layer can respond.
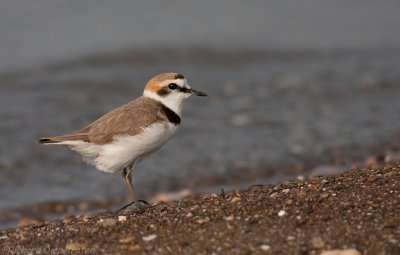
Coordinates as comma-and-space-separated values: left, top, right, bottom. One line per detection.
168, 83, 178, 90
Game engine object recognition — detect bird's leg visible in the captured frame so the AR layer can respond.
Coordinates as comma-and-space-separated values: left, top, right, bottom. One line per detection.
124, 167, 135, 197
117, 165, 150, 212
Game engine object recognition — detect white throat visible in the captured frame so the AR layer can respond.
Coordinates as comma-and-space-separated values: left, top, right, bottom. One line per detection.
143, 90, 187, 116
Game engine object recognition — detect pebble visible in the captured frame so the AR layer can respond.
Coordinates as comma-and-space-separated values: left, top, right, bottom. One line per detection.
97, 218, 118, 227
282, 189, 290, 194
65, 242, 86, 251
320, 249, 361, 255
297, 191, 307, 199
311, 236, 325, 248
0, 235, 7, 240
119, 236, 135, 244
224, 215, 234, 221
118, 215, 127, 222
128, 245, 143, 253
269, 192, 279, 199
278, 210, 286, 217
196, 217, 210, 224
142, 234, 157, 241
63, 215, 76, 224
322, 192, 329, 198
152, 189, 192, 202
229, 193, 241, 202
82, 212, 97, 221
287, 236, 295, 241
260, 244, 271, 251
297, 175, 305, 181
18, 218, 44, 227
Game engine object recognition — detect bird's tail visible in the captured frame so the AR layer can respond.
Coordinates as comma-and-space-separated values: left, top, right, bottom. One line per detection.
38, 138, 60, 144
38, 134, 89, 144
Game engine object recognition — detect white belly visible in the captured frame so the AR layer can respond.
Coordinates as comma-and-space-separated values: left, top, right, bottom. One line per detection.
61, 122, 178, 173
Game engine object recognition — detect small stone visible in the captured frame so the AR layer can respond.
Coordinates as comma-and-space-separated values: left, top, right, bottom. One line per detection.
142, 234, 157, 241
186, 212, 193, 217
282, 189, 290, 194
128, 245, 143, 253
297, 191, 307, 199
196, 217, 210, 224
97, 218, 118, 227
278, 210, 286, 217
286, 199, 293, 205
269, 192, 279, 199
320, 249, 361, 255
0, 235, 7, 240
65, 243, 86, 251
311, 236, 325, 248
260, 244, 271, 251
152, 189, 192, 202
322, 192, 329, 198
18, 218, 44, 227
119, 236, 135, 244
229, 193, 241, 202
82, 212, 97, 220
224, 215, 234, 221
118, 215, 127, 222
63, 215, 76, 224
287, 236, 295, 241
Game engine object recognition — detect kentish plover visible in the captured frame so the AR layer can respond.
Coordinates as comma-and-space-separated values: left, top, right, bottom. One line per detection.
39, 73, 207, 209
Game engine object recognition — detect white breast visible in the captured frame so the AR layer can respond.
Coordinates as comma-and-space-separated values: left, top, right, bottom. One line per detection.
95, 122, 178, 173
61, 122, 179, 173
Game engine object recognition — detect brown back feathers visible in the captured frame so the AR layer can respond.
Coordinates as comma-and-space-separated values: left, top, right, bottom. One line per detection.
39, 97, 177, 145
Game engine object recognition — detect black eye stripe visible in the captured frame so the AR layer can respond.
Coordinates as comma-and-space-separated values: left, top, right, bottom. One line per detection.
157, 87, 170, 96
179, 87, 191, 93
158, 84, 190, 97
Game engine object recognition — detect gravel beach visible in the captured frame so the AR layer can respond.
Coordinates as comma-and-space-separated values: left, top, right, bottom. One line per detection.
1, 162, 398, 254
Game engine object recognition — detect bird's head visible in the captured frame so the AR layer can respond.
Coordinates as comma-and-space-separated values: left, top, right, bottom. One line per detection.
143, 73, 207, 115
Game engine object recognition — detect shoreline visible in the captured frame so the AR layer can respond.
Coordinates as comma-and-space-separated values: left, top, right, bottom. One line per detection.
1, 162, 398, 254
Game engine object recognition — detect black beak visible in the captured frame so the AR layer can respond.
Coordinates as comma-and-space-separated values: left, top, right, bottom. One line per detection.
190, 89, 208, 97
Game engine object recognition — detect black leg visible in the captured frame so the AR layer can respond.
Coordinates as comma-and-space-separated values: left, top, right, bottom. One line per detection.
118, 165, 150, 212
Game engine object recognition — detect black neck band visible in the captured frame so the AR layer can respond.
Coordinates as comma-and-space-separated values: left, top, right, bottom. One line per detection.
161, 105, 181, 125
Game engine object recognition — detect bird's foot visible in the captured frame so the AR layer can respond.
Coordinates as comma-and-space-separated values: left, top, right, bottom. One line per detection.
116, 199, 151, 213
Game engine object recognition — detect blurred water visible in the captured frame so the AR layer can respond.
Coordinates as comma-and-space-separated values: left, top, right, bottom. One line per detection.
1, 48, 400, 212
0, 1, 400, 212
1, 0, 400, 73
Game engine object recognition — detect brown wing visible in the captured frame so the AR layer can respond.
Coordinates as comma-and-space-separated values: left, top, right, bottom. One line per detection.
38, 125, 92, 144
87, 97, 166, 144
39, 97, 166, 145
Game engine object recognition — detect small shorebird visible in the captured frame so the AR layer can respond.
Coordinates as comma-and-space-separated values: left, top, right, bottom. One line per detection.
39, 73, 207, 209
